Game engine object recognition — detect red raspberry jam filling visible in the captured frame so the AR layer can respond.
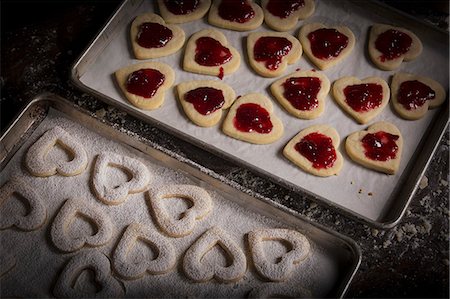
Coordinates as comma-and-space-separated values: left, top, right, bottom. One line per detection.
362, 131, 399, 161
282, 77, 321, 111
266, 0, 305, 18
218, 0, 255, 23
254, 36, 292, 70
307, 28, 349, 60
184, 87, 225, 115
137, 22, 173, 49
164, 0, 199, 15
195, 37, 232, 66
234, 103, 273, 133
126, 69, 165, 98
295, 132, 337, 169
375, 29, 412, 62
343, 83, 383, 112
397, 80, 436, 110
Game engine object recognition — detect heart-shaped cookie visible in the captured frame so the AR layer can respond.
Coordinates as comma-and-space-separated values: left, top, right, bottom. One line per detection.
208, 0, 263, 31
53, 250, 124, 298
299, 23, 355, 70
147, 184, 212, 237
130, 13, 185, 59
391, 72, 446, 120
177, 80, 236, 127
112, 222, 176, 280
271, 70, 330, 119
346, 121, 403, 174
25, 126, 88, 177
183, 29, 241, 78
262, 0, 315, 31
369, 24, 422, 71
51, 198, 113, 253
222, 93, 284, 144
332, 76, 390, 124
115, 61, 175, 110
158, 0, 211, 23
283, 124, 343, 177
182, 226, 247, 283
92, 152, 152, 205
247, 31, 302, 77
0, 177, 46, 231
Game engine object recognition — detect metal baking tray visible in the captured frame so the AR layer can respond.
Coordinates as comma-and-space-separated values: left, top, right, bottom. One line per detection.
0, 93, 360, 298
70, 0, 448, 229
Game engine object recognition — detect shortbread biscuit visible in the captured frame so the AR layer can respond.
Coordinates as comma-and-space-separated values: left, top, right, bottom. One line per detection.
208, 0, 263, 31
262, 0, 315, 31
157, 0, 211, 24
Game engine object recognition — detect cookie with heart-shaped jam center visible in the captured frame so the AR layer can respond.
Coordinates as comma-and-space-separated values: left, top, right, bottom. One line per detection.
208, 0, 263, 31
247, 31, 302, 77
369, 24, 422, 71
271, 70, 330, 119
262, 0, 315, 31
346, 121, 403, 174
222, 93, 284, 144
115, 61, 175, 110
157, 0, 211, 24
283, 124, 343, 177
333, 76, 390, 124
299, 23, 355, 70
391, 72, 446, 120
130, 13, 185, 59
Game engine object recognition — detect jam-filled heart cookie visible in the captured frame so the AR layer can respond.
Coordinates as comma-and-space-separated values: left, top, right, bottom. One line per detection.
391, 72, 446, 120
369, 24, 422, 71
271, 70, 330, 119
247, 31, 302, 77
115, 61, 175, 110
283, 124, 343, 177
261, 0, 315, 32
177, 80, 236, 127
183, 29, 240, 79
208, 0, 263, 31
130, 13, 185, 59
333, 76, 390, 124
299, 23, 355, 70
222, 93, 284, 144
346, 121, 403, 174
157, 0, 211, 24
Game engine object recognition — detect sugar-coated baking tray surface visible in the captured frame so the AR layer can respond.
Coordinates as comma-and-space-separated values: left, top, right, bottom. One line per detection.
72, 0, 448, 228
0, 94, 360, 298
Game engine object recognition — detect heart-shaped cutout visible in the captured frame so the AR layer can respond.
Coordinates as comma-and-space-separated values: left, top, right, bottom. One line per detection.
177, 80, 236, 127
271, 70, 330, 119
0, 177, 46, 231
332, 76, 390, 124
283, 124, 343, 176
25, 126, 88, 177
369, 24, 422, 71
247, 31, 302, 77
148, 184, 212, 237
183, 29, 241, 78
115, 61, 175, 110
222, 93, 284, 144
92, 152, 152, 205
112, 222, 176, 279
262, 0, 315, 31
53, 250, 124, 298
346, 121, 403, 174
182, 226, 247, 282
208, 0, 263, 31
51, 198, 113, 252
391, 72, 446, 120
157, 0, 211, 24
299, 23, 355, 70
130, 13, 185, 59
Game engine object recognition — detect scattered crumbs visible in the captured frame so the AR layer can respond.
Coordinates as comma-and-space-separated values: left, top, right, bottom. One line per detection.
419, 175, 428, 189
371, 228, 379, 237
368, 192, 373, 196
383, 240, 392, 248
308, 202, 317, 209
395, 229, 404, 242
418, 218, 432, 234
440, 179, 448, 187
95, 108, 106, 118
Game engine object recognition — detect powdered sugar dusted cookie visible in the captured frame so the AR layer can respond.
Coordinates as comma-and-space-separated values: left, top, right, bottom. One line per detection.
391, 72, 446, 120
115, 61, 175, 110
158, 0, 211, 24
112, 222, 176, 280
346, 121, 403, 174
333, 76, 390, 124
53, 250, 124, 298
222, 93, 284, 144
283, 124, 343, 177
148, 184, 212, 237
92, 152, 152, 205
130, 13, 185, 59
183, 29, 240, 78
182, 226, 247, 282
25, 126, 88, 177
50, 198, 113, 253
248, 228, 310, 282
271, 70, 330, 119
299, 23, 355, 70
208, 0, 263, 31
177, 80, 236, 127
262, 0, 315, 31
247, 31, 302, 77
369, 24, 422, 71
